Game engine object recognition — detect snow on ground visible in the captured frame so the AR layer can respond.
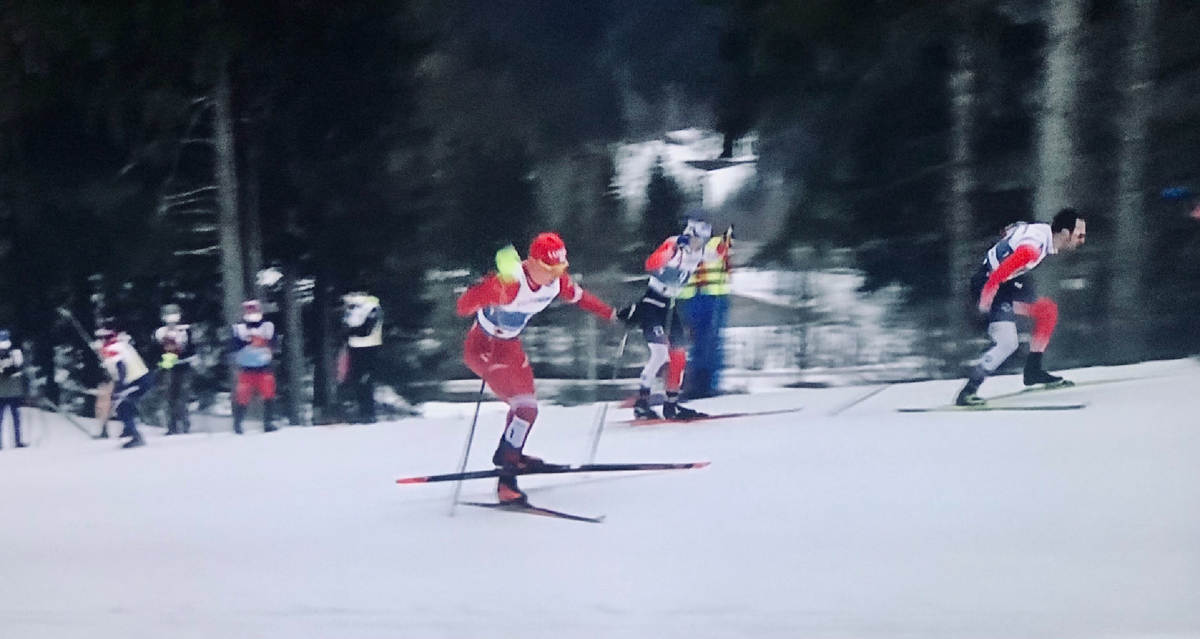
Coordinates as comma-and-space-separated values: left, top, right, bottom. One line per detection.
1, 359, 1198, 639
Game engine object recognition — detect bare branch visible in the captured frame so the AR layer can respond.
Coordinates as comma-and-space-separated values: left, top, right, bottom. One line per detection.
163, 186, 218, 201
173, 246, 220, 256
157, 207, 216, 218
161, 195, 216, 209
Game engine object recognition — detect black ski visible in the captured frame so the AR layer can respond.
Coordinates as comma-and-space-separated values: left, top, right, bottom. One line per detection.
619, 407, 803, 426
460, 500, 605, 524
897, 403, 1086, 413
982, 377, 1150, 402
397, 461, 709, 485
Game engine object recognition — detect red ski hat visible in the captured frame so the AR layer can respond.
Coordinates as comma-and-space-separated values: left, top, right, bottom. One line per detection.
528, 232, 568, 268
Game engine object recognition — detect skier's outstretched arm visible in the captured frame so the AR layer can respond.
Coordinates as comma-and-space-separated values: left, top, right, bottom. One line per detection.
557, 275, 615, 321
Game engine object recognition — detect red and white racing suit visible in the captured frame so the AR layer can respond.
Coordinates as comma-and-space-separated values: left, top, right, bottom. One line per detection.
457, 266, 612, 453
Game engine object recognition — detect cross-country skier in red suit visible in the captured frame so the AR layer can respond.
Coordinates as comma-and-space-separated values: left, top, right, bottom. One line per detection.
956, 208, 1087, 406
457, 232, 617, 504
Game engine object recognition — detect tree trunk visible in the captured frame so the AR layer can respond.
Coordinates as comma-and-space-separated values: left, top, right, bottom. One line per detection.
946, 3, 981, 366
243, 135, 264, 298
310, 215, 339, 424
1033, 0, 1085, 219
1108, 0, 1159, 363
311, 276, 339, 424
35, 334, 58, 405
534, 155, 574, 230
213, 54, 246, 335
282, 264, 307, 425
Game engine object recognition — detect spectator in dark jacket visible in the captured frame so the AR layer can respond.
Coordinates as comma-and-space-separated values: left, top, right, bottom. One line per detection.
0, 329, 27, 449
154, 304, 196, 435
342, 293, 382, 423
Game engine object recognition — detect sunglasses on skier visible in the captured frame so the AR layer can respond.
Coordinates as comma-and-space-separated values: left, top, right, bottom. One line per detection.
533, 258, 568, 277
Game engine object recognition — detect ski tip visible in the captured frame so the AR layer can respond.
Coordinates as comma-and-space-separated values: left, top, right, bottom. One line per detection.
395, 477, 429, 485
691, 461, 712, 469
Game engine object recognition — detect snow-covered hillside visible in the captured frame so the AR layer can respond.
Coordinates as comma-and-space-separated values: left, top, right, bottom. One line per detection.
1, 359, 1197, 639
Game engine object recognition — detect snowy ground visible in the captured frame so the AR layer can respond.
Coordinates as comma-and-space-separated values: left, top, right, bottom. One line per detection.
1, 359, 1198, 639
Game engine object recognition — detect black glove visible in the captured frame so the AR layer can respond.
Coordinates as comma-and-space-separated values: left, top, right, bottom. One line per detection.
617, 302, 640, 326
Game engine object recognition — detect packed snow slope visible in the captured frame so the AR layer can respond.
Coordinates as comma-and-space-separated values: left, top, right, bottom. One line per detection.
1, 359, 1198, 639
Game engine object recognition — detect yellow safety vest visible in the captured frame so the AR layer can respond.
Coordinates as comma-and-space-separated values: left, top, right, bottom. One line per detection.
677, 237, 731, 299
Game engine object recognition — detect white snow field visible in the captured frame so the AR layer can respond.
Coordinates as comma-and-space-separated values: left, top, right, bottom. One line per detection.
1, 359, 1198, 639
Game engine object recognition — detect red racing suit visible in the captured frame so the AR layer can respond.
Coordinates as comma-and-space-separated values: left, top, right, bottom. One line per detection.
457, 267, 613, 402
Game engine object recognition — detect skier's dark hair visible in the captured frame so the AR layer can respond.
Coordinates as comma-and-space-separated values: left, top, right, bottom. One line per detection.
1051, 208, 1082, 234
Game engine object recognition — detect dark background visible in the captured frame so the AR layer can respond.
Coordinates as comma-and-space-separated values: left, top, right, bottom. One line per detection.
1, 0, 1197, 416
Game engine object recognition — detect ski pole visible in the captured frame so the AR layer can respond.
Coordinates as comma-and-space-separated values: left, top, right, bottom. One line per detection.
449, 379, 487, 517
56, 307, 100, 359
56, 307, 115, 393
827, 383, 891, 416
38, 397, 94, 438
586, 330, 629, 464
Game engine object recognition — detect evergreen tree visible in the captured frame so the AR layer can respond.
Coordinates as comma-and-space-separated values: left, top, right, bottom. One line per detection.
641, 159, 686, 251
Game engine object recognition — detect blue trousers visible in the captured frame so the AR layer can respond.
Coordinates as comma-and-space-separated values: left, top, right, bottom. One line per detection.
681, 294, 728, 398
0, 398, 21, 447
115, 374, 155, 439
